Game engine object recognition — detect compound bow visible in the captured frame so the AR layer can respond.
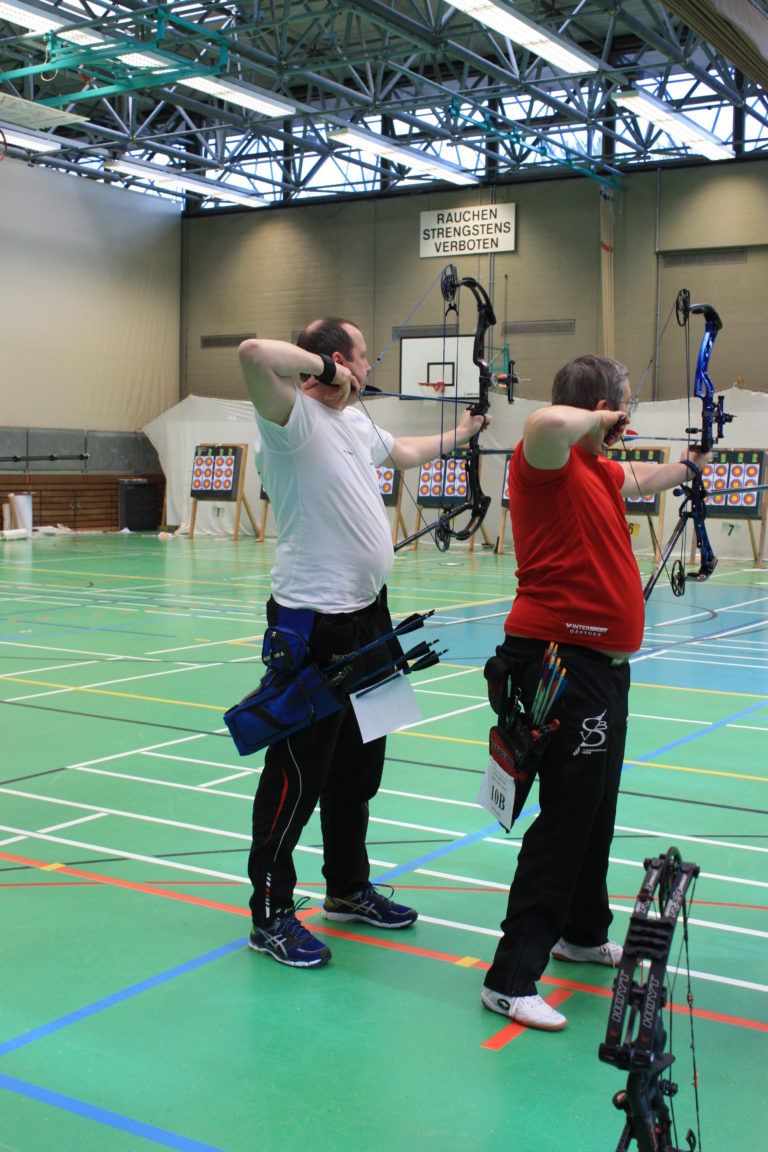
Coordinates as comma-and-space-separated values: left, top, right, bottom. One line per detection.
599, 847, 701, 1152
642, 289, 734, 600
394, 264, 501, 551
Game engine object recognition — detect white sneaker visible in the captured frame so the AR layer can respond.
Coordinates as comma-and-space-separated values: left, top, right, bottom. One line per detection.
551, 937, 623, 967
481, 987, 567, 1031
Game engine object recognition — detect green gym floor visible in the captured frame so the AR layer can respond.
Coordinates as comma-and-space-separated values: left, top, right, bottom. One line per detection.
1, 534, 766, 1152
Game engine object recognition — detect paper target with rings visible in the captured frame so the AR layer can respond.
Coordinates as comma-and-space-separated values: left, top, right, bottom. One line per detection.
416, 455, 469, 507
605, 446, 668, 516
190, 445, 244, 501
701, 449, 765, 517
375, 465, 402, 507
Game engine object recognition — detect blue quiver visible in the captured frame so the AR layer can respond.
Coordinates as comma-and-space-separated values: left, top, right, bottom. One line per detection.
223, 664, 344, 756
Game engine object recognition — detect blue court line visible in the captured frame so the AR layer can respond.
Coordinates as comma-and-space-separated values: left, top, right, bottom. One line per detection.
375, 693, 767, 885
374, 820, 526, 884
0, 937, 247, 1058
0, 1072, 228, 1152
627, 697, 767, 762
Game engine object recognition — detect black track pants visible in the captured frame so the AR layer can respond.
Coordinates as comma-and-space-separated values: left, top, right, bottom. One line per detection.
485, 637, 630, 997
247, 592, 400, 926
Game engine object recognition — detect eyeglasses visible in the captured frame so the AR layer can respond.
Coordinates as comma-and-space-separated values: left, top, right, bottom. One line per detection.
620, 395, 639, 417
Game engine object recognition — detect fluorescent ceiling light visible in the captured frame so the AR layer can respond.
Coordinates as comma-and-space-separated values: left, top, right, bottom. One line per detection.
0, 0, 102, 43
105, 158, 267, 206
0, 122, 63, 151
175, 75, 296, 117
0, 0, 60, 34
330, 125, 477, 185
445, 0, 600, 74
0, 4, 295, 116
613, 88, 733, 161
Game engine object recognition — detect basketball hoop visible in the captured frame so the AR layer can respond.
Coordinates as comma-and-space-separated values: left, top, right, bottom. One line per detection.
417, 379, 447, 395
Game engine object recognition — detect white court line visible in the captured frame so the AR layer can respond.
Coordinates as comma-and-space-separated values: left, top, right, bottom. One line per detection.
0, 822, 392, 877
1, 660, 104, 677
40, 813, 107, 834
414, 689, 486, 701
4, 661, 215, 703
401, 701, 489, 729
647, 656, 768, 671
75, 766, 255, 798
379, 788, 481, 810
201, 772, 259, 788
143, 752, 252, 771
0, 823, 249, 883
0, 641, 156, 660
0, 788, 250, 841
148, 638, 264, 655
615, 824, 768, 855
609, 855, 768, 891
69, 732, 209, 769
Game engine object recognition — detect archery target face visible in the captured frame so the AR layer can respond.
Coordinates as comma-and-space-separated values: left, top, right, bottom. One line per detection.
418, 457, 467, 500
702, 456, 761, 510
376, 467, 395, 496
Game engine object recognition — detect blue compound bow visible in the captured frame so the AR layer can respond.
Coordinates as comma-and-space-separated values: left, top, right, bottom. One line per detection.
643, 289, 734, 600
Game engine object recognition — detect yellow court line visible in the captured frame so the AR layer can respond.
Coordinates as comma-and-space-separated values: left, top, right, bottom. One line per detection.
397, 730, 487, 746
430, 664, 766, 700
0, 676, 224, 711
633, 681, 768, 701
625, 758, 768, 783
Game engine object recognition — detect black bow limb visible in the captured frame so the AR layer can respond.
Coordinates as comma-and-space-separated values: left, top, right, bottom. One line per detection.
394, 265, 499, 552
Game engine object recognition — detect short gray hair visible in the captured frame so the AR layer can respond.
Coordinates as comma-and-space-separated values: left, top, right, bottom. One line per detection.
552, 355, 630, 410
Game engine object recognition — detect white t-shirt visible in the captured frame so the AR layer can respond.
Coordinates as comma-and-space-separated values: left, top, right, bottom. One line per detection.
254, 389, 396, 613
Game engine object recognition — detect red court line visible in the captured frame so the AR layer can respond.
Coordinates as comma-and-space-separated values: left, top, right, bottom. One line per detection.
0, 851, 250, 918
4, 851, 766, 1035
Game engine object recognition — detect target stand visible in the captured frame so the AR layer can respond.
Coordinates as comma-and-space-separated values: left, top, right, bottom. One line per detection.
188, 444, 259, 541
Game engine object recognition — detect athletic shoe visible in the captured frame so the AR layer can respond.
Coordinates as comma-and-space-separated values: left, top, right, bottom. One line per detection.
322, 883, 417, 928
481, 987, 567, 1031
249, 901, 331, 968
551, 937, 623, 967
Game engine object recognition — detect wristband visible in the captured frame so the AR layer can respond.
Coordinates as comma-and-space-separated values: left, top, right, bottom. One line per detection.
316, 353, 337, 386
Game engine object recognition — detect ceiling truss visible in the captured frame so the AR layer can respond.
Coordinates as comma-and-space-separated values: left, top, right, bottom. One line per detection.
1, 1, 767, 207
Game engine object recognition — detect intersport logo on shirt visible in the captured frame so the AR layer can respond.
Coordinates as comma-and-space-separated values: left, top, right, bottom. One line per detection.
573, 710, 608, 756
565, 621, 608, 638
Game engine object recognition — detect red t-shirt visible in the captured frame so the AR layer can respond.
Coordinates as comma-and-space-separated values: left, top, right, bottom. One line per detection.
504, 443, 644, 653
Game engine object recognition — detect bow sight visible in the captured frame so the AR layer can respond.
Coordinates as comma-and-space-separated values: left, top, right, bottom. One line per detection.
599, 847, 701, 1152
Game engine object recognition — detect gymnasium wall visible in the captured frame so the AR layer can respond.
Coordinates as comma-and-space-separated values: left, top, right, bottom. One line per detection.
0, 158, 181, 432
181, 160, 768, 406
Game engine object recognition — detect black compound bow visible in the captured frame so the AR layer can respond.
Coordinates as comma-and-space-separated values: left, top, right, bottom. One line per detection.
642, 290, 734, 600
395, 264, 501, 551
599, 847, 701, 1152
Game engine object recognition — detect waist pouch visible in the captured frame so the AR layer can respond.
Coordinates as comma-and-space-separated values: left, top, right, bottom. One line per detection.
223, 664, 345, 756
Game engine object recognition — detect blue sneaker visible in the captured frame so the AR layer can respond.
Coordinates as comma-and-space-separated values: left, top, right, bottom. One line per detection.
249, 900, 331, 968
322, 884, 417, 928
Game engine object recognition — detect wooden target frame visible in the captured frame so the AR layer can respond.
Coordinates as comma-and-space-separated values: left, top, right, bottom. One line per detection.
188, 444, 259, 541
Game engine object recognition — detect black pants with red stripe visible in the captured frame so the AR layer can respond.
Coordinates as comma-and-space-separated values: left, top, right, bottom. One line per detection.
247, 590, 401, 927
484, 637, 630, 998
